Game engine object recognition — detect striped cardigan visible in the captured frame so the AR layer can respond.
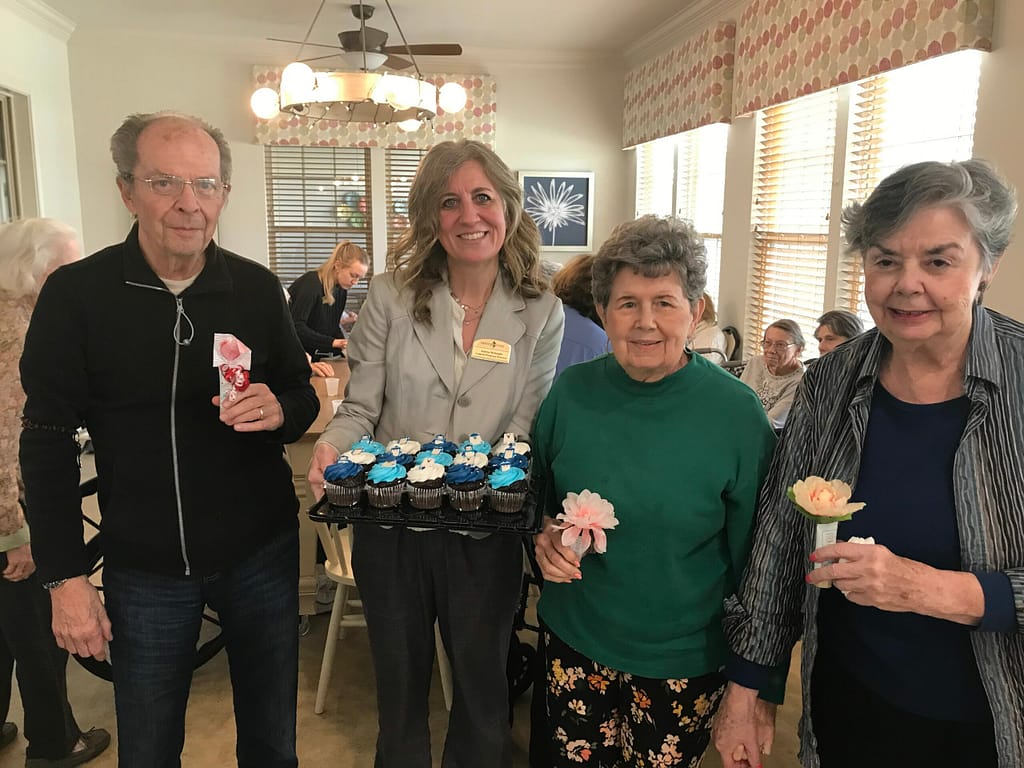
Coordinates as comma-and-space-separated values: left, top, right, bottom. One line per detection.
724, 304, 1024, 768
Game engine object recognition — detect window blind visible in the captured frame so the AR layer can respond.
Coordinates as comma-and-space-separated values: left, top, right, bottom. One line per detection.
384, 148, 426, 272
747, 88, 838, 353
839, 50, 983, 323
634, 136, 675, 217
0, 93, 17, 225
264, 145, 374, 312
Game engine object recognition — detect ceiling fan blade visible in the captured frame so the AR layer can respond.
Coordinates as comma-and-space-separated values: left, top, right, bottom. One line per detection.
383, 55, 413, 70
267, 37, 340, 50
380, 43, 463, 56
299, 54, 340, 63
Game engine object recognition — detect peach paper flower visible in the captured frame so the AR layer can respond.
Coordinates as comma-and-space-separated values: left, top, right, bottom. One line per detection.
787, 476, 866, 522
555, 490, 619, 556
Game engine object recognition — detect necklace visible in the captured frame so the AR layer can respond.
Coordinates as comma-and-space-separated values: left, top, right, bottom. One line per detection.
451, 291, 488, 326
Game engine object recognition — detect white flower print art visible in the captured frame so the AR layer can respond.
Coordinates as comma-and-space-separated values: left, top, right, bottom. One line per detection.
519, 172, 594, 250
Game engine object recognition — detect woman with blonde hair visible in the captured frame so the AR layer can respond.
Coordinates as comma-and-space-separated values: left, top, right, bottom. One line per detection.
309, 139, 564, 767
692, 291, 728, 363
287, 240, 369, 357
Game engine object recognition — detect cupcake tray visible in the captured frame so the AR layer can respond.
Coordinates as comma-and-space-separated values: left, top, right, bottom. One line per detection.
307, 488, 542, 535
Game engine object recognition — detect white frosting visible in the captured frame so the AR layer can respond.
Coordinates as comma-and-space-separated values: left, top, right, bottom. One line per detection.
491, 436, 529, 456
454, 451, 488, 468
342, 448, 377, 465
407, 458, 445, 482
386, 437, 421, 454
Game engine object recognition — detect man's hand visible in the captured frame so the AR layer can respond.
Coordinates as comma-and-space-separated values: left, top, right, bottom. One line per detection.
2, 542, 36, 581
308, 442, 340, 501
213, 382, 284, 432
49, 576, 113, 661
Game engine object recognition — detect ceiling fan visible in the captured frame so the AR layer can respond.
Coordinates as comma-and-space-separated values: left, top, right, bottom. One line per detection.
269, 1, 463, 72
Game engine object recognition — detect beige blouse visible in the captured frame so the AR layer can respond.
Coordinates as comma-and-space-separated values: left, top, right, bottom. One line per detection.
0, 295, 33, 551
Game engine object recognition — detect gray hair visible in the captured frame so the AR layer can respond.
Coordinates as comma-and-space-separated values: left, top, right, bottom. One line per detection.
0, 218, 79, 298
592, 215, 707, 310
765, 318, 805, 350
842, 159, 1017, 274
110, 111, 233, 184
816, 309, 864, 340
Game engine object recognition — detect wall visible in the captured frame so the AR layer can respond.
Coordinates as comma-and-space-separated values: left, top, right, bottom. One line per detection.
64, 29, 628, 268
0, 0, 82, 231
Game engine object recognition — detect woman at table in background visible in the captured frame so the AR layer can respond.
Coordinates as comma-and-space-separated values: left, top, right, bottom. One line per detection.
551, 253, 607, 378
813, 309, 864, 356
0, 219, 110, 766
287, 240, 369, 357
740, 318, 806, 429
692, 291, 728, 363
533, 216, 776, 767
308, 139, 564, 768
714, 159, 1024, 768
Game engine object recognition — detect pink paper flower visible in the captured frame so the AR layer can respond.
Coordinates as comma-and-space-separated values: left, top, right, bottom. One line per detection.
555, 490, 618, 556
788, 476, 866, 522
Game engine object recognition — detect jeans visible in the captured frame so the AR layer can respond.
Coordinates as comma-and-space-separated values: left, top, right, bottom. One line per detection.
0, 567, 80, 759
103, 526, 299, 768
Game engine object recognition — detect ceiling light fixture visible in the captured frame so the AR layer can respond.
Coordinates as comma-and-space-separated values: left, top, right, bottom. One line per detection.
250, 0, 467, 133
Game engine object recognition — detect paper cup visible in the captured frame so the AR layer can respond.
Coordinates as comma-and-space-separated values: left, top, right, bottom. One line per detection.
325, 377, 340, 397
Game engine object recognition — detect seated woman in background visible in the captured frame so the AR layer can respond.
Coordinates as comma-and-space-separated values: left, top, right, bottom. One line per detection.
740, 318, 805, 429
533, 215, 776, 767
814, 309, 865, 355
692, 291, 728, 363
550, 253, 608, 377
288, 240, 369, 357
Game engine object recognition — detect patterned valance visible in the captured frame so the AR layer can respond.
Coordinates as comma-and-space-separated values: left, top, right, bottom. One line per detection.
252, 66, 496, 149
622, 22, 736, 148
733, 0, 995, 115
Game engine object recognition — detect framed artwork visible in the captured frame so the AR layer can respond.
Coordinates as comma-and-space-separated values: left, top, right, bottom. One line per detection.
518, 171, 594, 251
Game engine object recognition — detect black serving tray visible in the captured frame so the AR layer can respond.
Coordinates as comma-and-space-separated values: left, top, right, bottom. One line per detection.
307, 487, 542, 535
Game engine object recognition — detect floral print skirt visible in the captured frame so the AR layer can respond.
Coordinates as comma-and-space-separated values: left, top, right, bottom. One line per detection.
543, 629, 726, 767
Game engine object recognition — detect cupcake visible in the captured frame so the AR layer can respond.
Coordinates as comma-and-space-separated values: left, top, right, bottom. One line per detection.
386, 437, 421, 457
487, 447, 529, 472
453, 449, 489, 471
423, 434, 459, 455
415, 447, 454, 466
405, 457, 446, 510
322, 456, 366, 507
444, 462, 487, 512
378, 444, 415, 467
487, 462, 529, 513
351, 434, 386, 456
459, 432, 491, 454
366, 460, 407, 508
492, 432, 531, 459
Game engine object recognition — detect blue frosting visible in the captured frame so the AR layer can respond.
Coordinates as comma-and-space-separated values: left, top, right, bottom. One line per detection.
488, 451, 528, 470
423, 434, 458, 454
378, 446, 414, 466
352, 434, 385, 455
367, 461, 407, 483
459, 433, 492, 453
489, 464, 527, 489
416, 449, 453, 466
324, 460, 363, 482
445, 463, 484, 484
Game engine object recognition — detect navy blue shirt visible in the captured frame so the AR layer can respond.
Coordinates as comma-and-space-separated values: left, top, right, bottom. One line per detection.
817, 382, 1004, 721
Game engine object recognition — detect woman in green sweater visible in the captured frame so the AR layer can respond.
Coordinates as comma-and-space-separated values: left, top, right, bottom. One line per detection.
533, 216, 777, 767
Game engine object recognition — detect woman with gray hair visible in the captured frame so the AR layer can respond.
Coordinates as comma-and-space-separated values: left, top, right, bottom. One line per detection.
814, 309, 865, 355
740, 318, 806, 429
533, 215, 777, 766
715, 159, 1024, 768
0, 219, 110, 766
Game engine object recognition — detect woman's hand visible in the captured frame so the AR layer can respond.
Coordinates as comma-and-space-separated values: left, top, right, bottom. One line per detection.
713, 682, 775, 767
534, 516, 582, 583
2, 542, 35, 581
808, 541, 984, 624
331, 338, 348, 351
308, 442, 340, 501
310, 360, 334, 377
212, 383, 284, 432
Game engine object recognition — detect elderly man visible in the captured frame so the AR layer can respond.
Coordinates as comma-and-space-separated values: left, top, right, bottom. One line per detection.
19, 112, 318, 767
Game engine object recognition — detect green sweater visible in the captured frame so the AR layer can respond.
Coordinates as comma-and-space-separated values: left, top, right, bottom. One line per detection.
535, 353, 776, 679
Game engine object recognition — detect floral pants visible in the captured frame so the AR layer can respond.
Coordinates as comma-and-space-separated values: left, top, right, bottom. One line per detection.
543, 630, 726, 767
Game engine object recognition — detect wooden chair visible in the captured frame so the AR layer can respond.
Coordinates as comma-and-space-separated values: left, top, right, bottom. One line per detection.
313, 521, 453, 714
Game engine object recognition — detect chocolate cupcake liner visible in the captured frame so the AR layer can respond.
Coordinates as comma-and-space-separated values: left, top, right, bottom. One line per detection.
447, 486, 486, 512
367, 482, 405, 508
324, 480, 362, 507
488, 488, 527, 514
408, 485, 444, 510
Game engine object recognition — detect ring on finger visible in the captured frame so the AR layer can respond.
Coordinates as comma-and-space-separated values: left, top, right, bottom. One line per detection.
259, 406, 265, 420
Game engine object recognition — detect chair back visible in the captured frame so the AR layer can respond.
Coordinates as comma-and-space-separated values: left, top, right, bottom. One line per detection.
722, 326, 742, 361
315, 522, 356, 586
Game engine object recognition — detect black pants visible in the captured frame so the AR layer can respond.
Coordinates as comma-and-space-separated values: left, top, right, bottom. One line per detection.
351, 524, 523, 768
0, 565, 80, 760
811, 648, 998, 768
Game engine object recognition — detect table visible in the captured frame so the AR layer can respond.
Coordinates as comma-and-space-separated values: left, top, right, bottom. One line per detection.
287, 359, 350, 616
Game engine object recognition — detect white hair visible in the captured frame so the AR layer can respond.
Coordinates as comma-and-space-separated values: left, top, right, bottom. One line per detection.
0, 218, 80, 298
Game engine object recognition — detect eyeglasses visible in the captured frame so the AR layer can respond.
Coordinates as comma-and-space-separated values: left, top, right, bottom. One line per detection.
761, 341, 796, 352
126, 174, 230, 199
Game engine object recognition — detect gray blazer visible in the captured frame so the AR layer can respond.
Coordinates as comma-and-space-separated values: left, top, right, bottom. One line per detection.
319, 271, 564, 454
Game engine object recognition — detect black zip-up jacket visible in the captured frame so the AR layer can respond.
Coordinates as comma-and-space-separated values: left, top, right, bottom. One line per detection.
19, 226, 319, 581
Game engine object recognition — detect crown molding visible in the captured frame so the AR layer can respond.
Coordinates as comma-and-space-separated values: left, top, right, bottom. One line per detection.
624, 0, 744, 69
1, 0, 75, 41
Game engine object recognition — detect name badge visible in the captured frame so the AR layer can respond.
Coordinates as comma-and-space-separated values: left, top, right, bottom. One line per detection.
470, 338, 512, 364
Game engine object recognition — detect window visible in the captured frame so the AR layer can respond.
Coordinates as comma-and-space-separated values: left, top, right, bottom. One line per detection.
0, 92, 18, 224
384, 149, 426, 271
264, 146, 374, 311
633, 123, 729, 304
745, 50, 983, 355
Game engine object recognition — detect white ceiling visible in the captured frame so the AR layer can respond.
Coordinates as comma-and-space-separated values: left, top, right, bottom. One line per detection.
42, 0, 697, 66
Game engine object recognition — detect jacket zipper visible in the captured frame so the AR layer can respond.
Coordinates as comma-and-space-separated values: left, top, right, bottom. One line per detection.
126, 280, 193, 576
